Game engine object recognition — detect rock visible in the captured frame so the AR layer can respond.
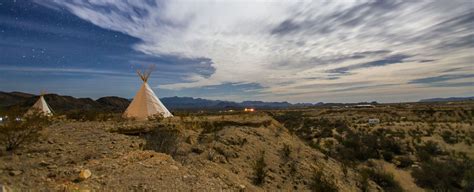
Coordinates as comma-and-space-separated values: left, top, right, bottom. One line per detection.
39, 161, 50, 167
170, 165, 179, 170
1, 184, 13, 192
47, 165, 58, 170
46, 173, 56, 180
238, 184, 246, 191
79, 169, 92, 180
186, 136, 197, 145
191, 146, 205, 154
9, 170, 22, 176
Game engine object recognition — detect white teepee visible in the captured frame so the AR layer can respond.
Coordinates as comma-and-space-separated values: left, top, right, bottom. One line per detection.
123, 68, 173, 120
26, 93, 53, 116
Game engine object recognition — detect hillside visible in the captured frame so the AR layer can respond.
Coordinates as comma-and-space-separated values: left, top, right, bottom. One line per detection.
0, 114, 364, 191
1, 100, 473, 191
0, 91, 34, 107
419, 96, 474, 102
96, 96, 131, 112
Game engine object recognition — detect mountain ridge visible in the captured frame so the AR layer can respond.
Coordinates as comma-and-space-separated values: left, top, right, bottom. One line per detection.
419, 96, 474, 102
0, 91, 315, 112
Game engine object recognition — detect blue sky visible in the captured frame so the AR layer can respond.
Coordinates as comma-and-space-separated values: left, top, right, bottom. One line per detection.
0, 0, 472, 103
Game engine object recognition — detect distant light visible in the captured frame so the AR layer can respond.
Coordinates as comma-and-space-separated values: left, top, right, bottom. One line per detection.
244, 108, 255, 112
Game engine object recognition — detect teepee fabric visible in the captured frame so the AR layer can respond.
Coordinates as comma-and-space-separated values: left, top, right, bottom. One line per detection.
123, 70, 173, 120
26, 95, 53, 116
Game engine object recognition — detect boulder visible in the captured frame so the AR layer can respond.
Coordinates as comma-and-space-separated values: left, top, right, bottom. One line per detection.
9, 170, 22, 176
79, 169, 92, 180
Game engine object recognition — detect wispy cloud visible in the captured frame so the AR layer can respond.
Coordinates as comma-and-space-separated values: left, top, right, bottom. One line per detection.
30, 0, 474, 102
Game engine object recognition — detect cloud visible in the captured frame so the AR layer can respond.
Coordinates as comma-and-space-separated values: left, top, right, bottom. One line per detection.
327, 54, 412, 74
31, 0, 474, 102
409, 74, 474, 85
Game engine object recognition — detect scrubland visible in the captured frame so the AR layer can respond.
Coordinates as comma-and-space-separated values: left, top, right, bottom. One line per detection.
0, 102, 473, 191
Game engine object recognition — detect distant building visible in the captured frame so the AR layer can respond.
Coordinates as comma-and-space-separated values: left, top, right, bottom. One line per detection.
244, 108, 255, 112
368, 118, 380, 125
354, 104, 375, 108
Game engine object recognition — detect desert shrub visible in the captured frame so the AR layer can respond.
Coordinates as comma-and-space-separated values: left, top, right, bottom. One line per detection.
382, 151, 394, 162
465, 138, 472, 146
336, 132, 379, 161
361, 168, 403, 192
395, 156, 413, 168
143, 127, 182, 157
270, 111, 304, 131
288, 159, 298, 176
280, 144, 292, 163
309, 170, 338, 192
358, 173, 370, 192
252, 151, 268, 186
65, 109, 113, 121
200, 120, 272, 134
148, 113, 164, 122
441, 130, 458, 144
416, 141, 443, 162
380, 137, 403, 155
0, 111, 52, 151
411, 157, 473, 191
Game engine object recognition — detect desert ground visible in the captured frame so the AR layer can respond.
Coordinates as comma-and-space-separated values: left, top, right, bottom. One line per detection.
1, 101, 473, 191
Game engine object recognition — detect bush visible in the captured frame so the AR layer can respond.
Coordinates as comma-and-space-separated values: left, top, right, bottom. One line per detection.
65, 109, 113, 121
396, 156, 413, 168
143, 127, 182, 157
252, 151, 268, 186
416, 141, 443, 162
309, 170, 338, 192
411, 158, 472, 191
361, 168, 403, 192
200, 120, 272, 134
441, 130, 458, 144
382, 151, 394, 162
0, 111, 52, 151
148, 113, 164, 122
280, 144, 292, 162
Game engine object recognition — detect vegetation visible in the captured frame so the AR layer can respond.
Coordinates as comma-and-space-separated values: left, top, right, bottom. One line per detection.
361, 168, 403, 192
0, 110, 52, 151
411, 157, 474, 191
309, 170, 338, 192
252, 151, 268, 186
280, 144, 292, 163
271, 104, 473, 191
143, 126, 182, 157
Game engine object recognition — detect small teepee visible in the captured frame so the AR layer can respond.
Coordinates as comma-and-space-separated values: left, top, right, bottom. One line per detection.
123, 67, 173, 120
26, 92, 53, 116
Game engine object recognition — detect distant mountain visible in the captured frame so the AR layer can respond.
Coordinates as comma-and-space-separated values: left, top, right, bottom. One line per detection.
160, 97, 309, 109
18, 94, 103, 113
419, 96, 474, 102
1, 92, 115, 113
96, 96, 131, 112
0, 91, 316, 113
160, 96, 225, 109
0, 91, 35, 107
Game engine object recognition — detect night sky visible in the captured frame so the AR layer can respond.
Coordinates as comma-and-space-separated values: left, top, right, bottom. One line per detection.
0, 0, 473, 103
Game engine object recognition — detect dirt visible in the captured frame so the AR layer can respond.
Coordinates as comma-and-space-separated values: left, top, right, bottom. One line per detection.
0, 113, 369, 191
0, 121, 255, 191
